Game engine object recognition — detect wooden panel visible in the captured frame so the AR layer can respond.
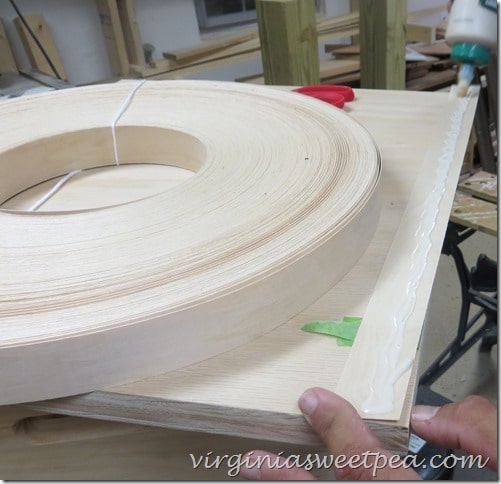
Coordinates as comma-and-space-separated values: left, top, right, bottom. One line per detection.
0, 406, 333, 480
256, 0, 319, 85
95, 0, 129, 76
23, 88, 479, 453
458, 171, 497, 203
116, 0, 144, 65
0, 82, 380, 406
450, 192, 497, 236
13, 14, 67, 80
0, 18, 17, 73
406, 23, 436, 44
163, 29, 259, 63
359, 0, 407, 89
336, 87, 479, 418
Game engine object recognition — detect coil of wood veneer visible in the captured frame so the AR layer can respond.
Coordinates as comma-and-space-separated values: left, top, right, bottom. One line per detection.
0, 80, 381, 404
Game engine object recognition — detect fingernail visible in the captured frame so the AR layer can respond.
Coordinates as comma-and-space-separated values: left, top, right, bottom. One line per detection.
298, 390, 319, 417
241, 454, 260, 480
412, 405, 439, 422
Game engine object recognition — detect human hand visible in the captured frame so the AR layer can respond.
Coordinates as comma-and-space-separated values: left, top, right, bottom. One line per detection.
238, 388, 497, 480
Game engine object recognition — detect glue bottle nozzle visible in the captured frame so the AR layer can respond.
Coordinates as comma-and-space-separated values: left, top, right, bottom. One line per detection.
457, 63, 475, 97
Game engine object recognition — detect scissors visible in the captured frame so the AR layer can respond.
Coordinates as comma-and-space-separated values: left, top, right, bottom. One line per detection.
293, 85, 354, 108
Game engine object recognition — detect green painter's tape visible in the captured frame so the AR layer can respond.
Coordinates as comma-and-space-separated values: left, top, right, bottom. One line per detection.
301, 317, 362, 346
336, 338, 354, 347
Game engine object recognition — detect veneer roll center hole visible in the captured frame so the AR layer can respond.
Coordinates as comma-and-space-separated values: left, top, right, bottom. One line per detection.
0, 126, 205, 212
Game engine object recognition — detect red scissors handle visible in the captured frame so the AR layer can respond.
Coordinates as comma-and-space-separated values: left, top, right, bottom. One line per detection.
293, 85, 354, 108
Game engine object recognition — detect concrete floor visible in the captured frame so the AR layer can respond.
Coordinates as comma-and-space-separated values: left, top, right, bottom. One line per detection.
418, 229, 498, 480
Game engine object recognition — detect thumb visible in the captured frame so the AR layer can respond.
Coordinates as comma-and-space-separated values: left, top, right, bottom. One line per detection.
411, 395, 497, 471
298, 388, 420, 480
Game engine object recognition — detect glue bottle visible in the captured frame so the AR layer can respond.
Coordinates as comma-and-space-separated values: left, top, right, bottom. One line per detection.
445, 0, 497, 96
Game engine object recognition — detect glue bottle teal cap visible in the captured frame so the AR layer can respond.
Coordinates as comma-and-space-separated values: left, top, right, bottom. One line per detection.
451, 42, 491, 65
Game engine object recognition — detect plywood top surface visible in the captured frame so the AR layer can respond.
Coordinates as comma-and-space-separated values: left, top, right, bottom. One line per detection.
25, 87, 479, 452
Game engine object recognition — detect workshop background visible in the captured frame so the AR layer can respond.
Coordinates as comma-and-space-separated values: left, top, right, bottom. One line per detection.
0, 0, 450, 86
0, 0, 497, 480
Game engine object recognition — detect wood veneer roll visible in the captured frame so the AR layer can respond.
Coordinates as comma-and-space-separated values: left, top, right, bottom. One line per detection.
0, 81, 381, 405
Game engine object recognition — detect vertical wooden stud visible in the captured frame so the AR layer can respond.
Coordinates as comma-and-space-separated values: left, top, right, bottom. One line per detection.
117, 0, 145, 65
95, 0, 129, 76
256, 0, 319, 85
350, 0, 360, 45
0, 18, 18, 73
359, 0, 407, 89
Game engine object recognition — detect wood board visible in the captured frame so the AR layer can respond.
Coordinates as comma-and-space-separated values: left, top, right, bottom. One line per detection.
458, 170, 497, 203
0, 18, 17, 74
0, 80, 381, 405
450, 192, 497, 236
21, 87, 479, 453
95, 0, 129, 76
13, 14, 67, 80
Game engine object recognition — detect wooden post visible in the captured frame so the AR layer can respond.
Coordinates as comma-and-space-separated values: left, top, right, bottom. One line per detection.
256, 0, 319, 85
0, 18, 18, 73
350, 0, 360, 45
359, 0, 407, 89
95, 0, 129, 76
117, 0, 145, 65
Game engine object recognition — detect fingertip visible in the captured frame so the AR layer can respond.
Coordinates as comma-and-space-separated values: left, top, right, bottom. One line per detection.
298, 389, 319, 419
298, 388, 358, 419
411, 405, 439, 422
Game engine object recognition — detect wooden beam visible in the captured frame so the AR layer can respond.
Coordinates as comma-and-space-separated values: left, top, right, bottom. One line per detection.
256, 0, 319, 85
95, 0, 129, 76
163, 29, 259, 63
350, 0, 360, 44
359, 0, 407, 89
0, 17, 18, 73
117, 0, 144, 65
406, 23, 436, 44
13, 14, 67, 80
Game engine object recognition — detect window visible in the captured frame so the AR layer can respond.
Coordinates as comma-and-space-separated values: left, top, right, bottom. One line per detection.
195, 0, 324, 30
195, 0, 257, 29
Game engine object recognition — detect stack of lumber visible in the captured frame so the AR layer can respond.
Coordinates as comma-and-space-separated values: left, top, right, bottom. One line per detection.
240, 41, 457, 90
130, 12, 362, 80
318, 40, 456, 91
129, 9, 444, 81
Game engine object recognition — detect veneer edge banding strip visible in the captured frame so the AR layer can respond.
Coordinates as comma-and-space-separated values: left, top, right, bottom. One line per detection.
0, 81, 381, 404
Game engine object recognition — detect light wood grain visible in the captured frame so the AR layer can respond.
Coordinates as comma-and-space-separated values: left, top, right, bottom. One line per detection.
13, 14, 67, 80
450, 191, 497, 236
0, 18, 17, 74
163, 29, 259, 63
336, 89, 479, 419
16, 88, 480, 454
0, 405, 334, 480
95, 0, 129, 76
458, 171, 497, 203
117, 0, 144, 65
0, 81, 380, 405
406, 23, 436, 44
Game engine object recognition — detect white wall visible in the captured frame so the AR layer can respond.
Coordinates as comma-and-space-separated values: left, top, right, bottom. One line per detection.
0, 0, 112, 84
0, 0, 449, 86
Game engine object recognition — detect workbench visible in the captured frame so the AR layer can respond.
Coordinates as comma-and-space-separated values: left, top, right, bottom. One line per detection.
420, 171, 497, 386
0, 86, 478, 480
